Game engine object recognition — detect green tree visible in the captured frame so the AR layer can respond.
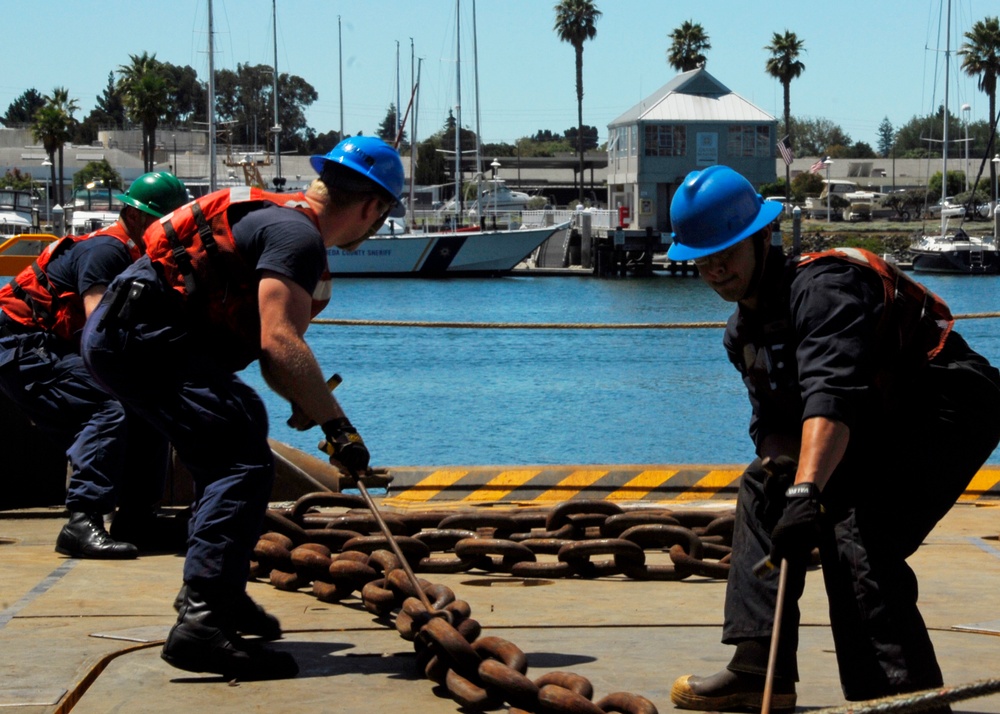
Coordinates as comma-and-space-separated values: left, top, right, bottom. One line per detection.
791, 116, 851, 156
960, 16, 1000, 198
764, 30, 805, 199
0, 168, 38, 192
72, 160, 123, 192
377, 103, 407, 148
850, 141, 876, 159
31, 105, 63, 207
117, 52, 172, 172
75, 72, 127, 146
161, 63, 205, 126
306, 129, 342, 156
554, 0, 601, 204
2, 88, 45, 127
31, 87, 78, 206
928, 169, 967, 197
876, 116, 895, 158
668, 20, 710, 72
564, 124, 598, 152
414, 137, 448, 186
214, 64, 317, 156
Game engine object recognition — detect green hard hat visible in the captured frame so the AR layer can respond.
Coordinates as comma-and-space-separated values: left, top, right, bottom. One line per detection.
115, 172, 189, 218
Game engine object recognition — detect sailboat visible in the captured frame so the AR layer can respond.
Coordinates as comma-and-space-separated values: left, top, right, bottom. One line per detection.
325, 0, 565, 277
910, 0, 998, 274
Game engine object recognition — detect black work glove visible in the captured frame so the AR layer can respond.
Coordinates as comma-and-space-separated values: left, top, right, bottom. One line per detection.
761, 456, 798, 528
320, 417, 370, 476
769, 482, 822, 569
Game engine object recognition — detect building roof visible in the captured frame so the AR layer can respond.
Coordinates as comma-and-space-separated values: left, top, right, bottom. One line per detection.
609, 67, 775, 127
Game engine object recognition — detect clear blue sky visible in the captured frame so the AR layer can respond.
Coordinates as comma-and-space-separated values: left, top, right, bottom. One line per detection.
2, 0, 996, 153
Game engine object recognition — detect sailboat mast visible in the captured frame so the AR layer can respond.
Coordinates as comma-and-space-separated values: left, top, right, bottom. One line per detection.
410, 49, 421, 221
338, 16, 344, 139
941, 0, 951, 237
472, 0, 482, 223
454, 0, 462, 222
208, 0, 217, 191
272, 0, 281, 181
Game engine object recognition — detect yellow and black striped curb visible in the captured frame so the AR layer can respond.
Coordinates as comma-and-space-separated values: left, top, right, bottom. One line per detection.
378, 465, 1000, 504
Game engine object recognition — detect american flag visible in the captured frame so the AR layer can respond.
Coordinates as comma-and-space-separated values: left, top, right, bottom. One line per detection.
809, 156, 828, 174
777, 137, 793, 165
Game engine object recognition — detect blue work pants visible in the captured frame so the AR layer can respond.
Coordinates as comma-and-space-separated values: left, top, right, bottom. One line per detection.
0, 329, 167, 514
81, 271, 273, 594
723, 334, 1000, 700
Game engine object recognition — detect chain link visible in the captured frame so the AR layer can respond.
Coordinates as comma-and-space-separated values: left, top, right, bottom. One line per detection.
251, 494, 737, 713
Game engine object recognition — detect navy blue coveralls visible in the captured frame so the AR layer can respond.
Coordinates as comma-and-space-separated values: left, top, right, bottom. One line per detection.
0, 236, 167, 515
81, 203, 326, 594
721, 248, 1000, 700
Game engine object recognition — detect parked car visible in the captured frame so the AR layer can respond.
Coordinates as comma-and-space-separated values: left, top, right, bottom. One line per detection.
927, 197, 965, 218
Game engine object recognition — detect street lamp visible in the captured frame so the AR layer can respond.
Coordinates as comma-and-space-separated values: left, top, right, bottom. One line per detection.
41, 159, 53, 223
962, 104, 971, 192
490, 158, 501, 216
992, 154, 1000, 209
824, 157, 834, 223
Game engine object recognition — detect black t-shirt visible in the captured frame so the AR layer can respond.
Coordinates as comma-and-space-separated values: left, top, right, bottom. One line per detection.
46, 235, 134, 296
229, 203, 326, 296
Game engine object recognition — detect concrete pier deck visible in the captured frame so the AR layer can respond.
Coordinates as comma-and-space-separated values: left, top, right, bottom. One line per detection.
2, 473, 999, 714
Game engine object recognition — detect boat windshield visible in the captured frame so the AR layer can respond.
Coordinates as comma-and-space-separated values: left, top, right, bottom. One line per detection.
0, 189, 35, 213
72, 187, 121, 212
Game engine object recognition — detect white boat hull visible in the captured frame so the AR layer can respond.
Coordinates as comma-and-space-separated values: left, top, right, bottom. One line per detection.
327, 223, 568, 277
910, 233, 999, 274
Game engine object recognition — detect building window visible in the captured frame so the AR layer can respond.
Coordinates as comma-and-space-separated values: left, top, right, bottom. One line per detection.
630, 125, 637, 156
727, 125, 771, 157
644, 125, 686, 157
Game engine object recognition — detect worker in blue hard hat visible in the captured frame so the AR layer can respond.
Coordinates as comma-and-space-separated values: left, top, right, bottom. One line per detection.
80, 136, 405, 681
667, 165, 1000, 711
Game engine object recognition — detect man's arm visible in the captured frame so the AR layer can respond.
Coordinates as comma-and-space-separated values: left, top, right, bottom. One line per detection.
794, 415, 849, 491
82, 286, 107, 318
257, 270, 343, 426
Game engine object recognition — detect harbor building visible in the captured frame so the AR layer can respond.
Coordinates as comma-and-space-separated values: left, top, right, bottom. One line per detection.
606, 67, 778, 234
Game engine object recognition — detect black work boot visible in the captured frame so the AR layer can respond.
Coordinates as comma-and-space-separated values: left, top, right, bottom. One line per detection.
172, 584, 282, 640
671, 668, 797, 712
55, 512, 138, 559
161, 587, 297, 680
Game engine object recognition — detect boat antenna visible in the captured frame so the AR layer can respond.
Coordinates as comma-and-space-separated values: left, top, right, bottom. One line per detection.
410, 56, 422, 223
472, 0, 483, 225
338, 16, 344, 140
272, 0, 281, 181
208, 0, 217, 192
454, 0, 462, 224
940, 0, 950, 239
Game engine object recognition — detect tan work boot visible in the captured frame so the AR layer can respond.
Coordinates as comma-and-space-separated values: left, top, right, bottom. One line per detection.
671, 668, 797, 712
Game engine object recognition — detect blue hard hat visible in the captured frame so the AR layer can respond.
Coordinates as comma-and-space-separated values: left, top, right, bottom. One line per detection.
667, 165, 782, 261
310, 137, 404, 211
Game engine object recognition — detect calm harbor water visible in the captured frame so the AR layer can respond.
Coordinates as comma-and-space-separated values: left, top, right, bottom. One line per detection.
246, 272, 1000, 468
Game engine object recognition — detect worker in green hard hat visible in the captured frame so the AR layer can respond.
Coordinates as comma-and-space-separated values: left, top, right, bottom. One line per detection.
0, 171, 191, 559
80, 136, 404, 681
666, 165, 1000, 711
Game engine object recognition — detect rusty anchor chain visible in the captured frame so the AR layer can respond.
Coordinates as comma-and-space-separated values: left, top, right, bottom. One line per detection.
249, 495, 738, 713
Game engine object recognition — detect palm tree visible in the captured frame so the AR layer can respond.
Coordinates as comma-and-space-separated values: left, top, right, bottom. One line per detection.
765, 31, 805, 200
31, 105, 63, 209
117, 52, 172, 172
667, 20, 711, 72
960, 16, 1000, 196
554, 0, 601, 204
32, 87, 78, 206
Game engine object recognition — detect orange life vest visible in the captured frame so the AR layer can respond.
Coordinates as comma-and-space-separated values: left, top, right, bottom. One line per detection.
142, 186, 332, 362
795, 247, 953, 364
0, 222, 141, 342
